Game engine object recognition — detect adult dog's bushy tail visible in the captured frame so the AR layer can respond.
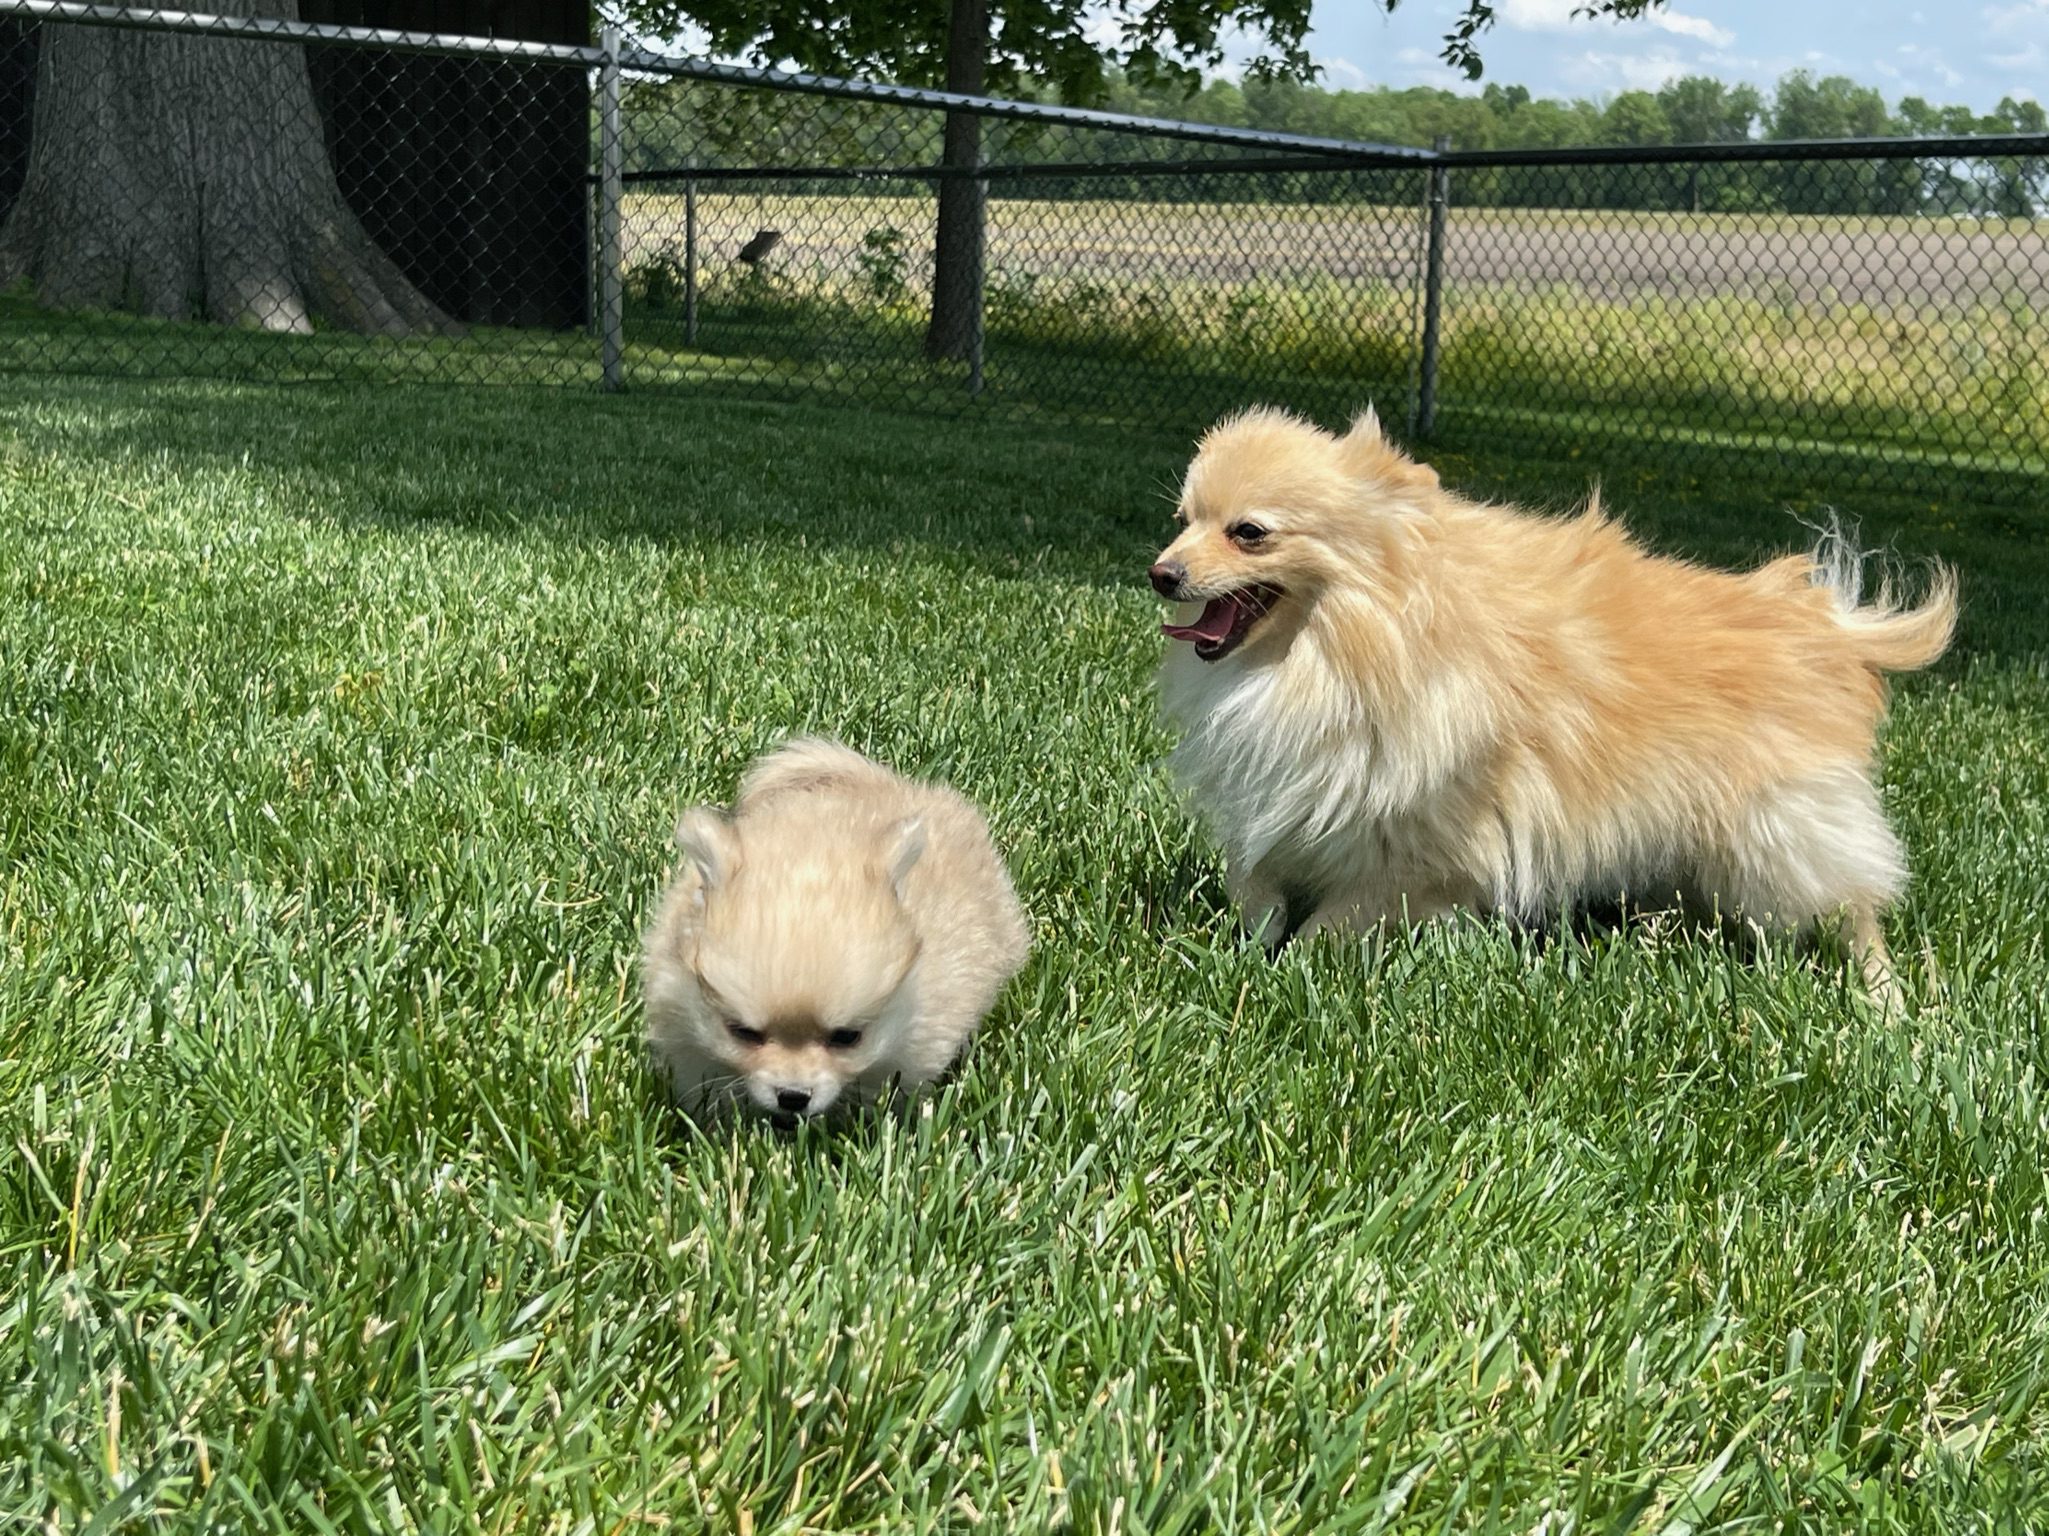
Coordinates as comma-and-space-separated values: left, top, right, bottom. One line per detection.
1811, 515, 1958, 674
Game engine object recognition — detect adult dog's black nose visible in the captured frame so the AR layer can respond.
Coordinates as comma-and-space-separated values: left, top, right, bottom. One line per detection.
776, 1088, 811, 1114
1149, 561, 1186, 598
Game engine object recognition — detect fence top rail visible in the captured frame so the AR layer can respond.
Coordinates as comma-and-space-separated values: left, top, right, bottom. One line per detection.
0, 0, 601, 62
1440, 132, 2049, 168
620, 153, 1415, 184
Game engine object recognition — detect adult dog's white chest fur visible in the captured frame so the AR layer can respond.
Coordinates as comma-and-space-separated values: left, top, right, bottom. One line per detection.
1159, 617, 1504, 922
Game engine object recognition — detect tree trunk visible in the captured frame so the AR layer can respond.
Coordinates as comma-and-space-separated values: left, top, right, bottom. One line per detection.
922, 0, 985, 363
0, 3, 452, 335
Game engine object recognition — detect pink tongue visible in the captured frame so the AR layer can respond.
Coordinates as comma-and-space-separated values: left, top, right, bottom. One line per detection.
1162, 595, 1239, 645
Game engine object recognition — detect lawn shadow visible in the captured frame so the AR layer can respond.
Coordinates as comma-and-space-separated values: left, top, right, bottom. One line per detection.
6, 371, 2043, 657
2, 374, 1182, 592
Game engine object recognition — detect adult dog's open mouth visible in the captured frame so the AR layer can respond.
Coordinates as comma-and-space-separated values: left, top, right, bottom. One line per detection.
1161, 584, 1284, 662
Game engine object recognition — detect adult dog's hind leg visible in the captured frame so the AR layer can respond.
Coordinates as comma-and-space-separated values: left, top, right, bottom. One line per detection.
1842, 900, 1904, 1012
1703, 769, 1911, 1008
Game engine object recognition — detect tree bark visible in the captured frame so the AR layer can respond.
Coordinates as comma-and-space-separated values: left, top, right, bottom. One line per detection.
922, 0, 985, 363
0, 2, 452, 335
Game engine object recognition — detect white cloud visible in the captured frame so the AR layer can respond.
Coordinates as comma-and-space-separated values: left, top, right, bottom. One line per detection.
1891, 42, 1967, 85
1079, 12, 1126, 51
1498, 0, 1581, 29
1503, 0, 1729, 46
1988, 42, 2045, 69
1648, 10, 1735, 47
1198, 14, 1277, 82
627, 16, 710, 54
1386, 44, 1479, 93
1982, 0, 2049, 34
1319, 55, 1372, 88
1563, 46, 1694, 93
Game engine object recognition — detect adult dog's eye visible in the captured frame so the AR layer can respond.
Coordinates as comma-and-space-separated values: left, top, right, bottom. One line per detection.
726, 1021, 766, 1046
1229, 522, 1269, 545
826, 1028, 863, 1050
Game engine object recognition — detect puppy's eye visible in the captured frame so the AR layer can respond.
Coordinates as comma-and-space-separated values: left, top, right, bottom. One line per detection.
1229, 522, 1269, 546
826, 1027, 863, 1050
726, 1021, 766, 1046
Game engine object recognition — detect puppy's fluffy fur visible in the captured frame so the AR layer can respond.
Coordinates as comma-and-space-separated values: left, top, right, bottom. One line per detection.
642, 739, 1029, 1123
1151, 406, 1956, 997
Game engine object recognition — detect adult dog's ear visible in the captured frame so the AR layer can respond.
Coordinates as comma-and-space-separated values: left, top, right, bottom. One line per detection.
675, 808, 740, 895
1337, 402, 1440, 493
1341, 404, 1386, 448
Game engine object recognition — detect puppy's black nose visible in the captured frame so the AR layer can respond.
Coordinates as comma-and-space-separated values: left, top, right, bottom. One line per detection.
776, 1088, 811, 1114
1149, 561, 1186, 598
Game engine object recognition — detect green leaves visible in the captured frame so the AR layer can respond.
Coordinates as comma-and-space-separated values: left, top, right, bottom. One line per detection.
614, 0, 1669, 97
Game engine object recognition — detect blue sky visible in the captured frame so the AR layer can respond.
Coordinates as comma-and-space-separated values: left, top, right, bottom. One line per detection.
1234, 0, 2047, 113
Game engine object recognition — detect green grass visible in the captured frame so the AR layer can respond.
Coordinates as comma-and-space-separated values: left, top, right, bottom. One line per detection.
3, 373, 2048, 1531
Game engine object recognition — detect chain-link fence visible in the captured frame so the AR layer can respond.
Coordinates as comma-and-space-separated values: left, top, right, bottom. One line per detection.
0, 3, 602, 386
612, 125, 1430, 437
1423, 142, 2047, 513
3, 2, 2045, 512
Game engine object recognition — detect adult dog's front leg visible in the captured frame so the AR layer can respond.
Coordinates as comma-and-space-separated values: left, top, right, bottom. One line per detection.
1296, 880, 1464, 945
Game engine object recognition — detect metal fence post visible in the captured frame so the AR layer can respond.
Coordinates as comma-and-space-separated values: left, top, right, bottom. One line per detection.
684, 169, 699, 347
966, 171, 987, 397
1413, 133, 1451, 438
598, 22, 625, 392
585, 177, 599, 340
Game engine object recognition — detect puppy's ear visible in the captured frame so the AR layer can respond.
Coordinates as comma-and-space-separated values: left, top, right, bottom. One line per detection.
675, 807, 740, 893
882, 816, 927, 898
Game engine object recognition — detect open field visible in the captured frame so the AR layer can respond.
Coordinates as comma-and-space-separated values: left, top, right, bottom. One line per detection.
630, 189, 2049, 306
623, 189, 1425, 289
4, 369, 2048, 1529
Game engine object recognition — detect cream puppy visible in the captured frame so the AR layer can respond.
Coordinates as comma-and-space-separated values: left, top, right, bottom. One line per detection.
1150, 406, 1955, 1000
642, 739, 1029, 1123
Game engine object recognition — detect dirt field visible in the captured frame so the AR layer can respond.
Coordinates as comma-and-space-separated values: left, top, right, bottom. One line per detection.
625, 190, 2048, 310
1440, 209, 2048, 307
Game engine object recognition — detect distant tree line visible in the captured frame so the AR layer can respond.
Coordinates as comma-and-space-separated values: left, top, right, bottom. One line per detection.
627, 68, 2048, 217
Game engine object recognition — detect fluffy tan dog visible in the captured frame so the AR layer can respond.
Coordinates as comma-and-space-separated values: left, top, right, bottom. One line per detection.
1150, 406, 1955, 1000
642, 739, 1030, 1124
